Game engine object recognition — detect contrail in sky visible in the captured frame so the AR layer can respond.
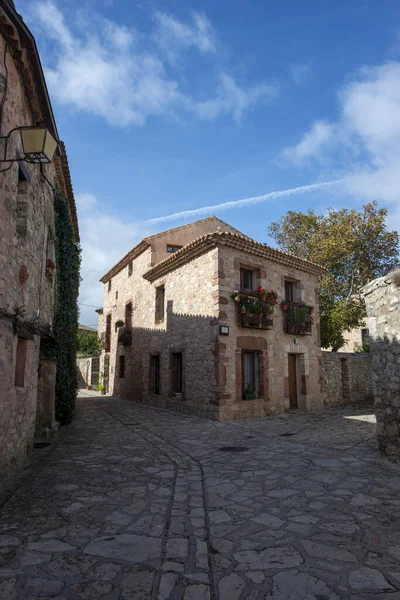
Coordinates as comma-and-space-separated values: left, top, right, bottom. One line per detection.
144, 179, 343, 225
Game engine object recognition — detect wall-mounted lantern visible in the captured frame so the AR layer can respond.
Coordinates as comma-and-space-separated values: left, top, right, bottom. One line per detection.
0, 125, 58, 169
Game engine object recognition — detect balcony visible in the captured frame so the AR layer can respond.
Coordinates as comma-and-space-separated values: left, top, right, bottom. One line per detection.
232, 288, 277, 330
117, 325, 132, 346
282, 301, 313, 335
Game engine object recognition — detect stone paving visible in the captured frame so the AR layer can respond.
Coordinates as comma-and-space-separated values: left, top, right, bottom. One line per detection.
1, 395, 400, 599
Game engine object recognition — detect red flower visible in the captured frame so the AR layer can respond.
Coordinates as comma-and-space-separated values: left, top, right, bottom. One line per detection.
257, 286, 263, 292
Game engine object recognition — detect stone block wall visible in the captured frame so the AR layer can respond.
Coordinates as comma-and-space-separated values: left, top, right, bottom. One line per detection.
0, 35, 57, 478
363, 272, 400, 463
216, 246, 324, 420
322, 351, 372, 406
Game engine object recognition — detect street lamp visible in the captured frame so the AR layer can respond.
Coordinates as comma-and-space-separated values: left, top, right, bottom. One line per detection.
20, 127, 58, 164
0, 125, 58, 167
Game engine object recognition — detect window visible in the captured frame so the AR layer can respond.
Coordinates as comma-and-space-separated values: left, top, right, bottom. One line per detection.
125, 302, 132, 328
171, 352, 183, 394
240, 268, 253, 290
115, 291, 118, 301
119, 355, 125, 379
150, 355, 160, 394
105, 314, 111, 352
284, 280, 294, 302
128, 261, 133, 276
16, 166, 29, 236
167, 244, 183, 253
14, 338, 28, 387
108, 279, 112, 292
242, 351, 260, 399
361, 328, 370, 343
155, 285, 165, 323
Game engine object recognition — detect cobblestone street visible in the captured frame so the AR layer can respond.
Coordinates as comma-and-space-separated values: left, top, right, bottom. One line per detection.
1, 395, 400, 599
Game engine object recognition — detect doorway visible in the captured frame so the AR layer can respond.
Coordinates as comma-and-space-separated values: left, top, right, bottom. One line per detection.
288, 354, 298, 409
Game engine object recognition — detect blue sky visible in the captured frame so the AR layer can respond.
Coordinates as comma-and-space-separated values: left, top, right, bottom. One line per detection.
19, 0, 400, 325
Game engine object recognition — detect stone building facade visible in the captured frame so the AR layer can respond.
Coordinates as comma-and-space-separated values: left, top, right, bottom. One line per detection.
98, 217, 325, 421
363, 270, 400, 463
0, 0, 78, 478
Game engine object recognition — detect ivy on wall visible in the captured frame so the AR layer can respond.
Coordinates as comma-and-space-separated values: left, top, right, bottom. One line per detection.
53, 190, 81, 424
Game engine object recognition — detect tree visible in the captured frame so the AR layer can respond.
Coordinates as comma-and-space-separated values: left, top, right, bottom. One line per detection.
76, 329, 100, 357
54, 191, 81, 424
268, 202, 399, 350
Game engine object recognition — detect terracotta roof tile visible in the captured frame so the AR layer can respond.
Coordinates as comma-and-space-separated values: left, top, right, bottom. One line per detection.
143, 231, 326, 282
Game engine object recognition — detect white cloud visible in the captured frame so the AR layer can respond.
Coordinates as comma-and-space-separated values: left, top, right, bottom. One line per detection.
145, 180, 343, 225
282, 120, 335, 165
30, 1, 271, 126
76, 193, 150, 326
153, 11, 216, 63
192, 73, 277, 122
281, 60, 400, 215
290, 62, 312, 85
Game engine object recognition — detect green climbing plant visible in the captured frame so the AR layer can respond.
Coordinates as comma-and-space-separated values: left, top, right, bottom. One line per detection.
54, 190, 81, 424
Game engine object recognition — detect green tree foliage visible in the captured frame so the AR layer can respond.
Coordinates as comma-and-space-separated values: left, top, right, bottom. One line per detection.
269, 202, 399, 350
77, 329, 100, 357
54, 191, 81, 424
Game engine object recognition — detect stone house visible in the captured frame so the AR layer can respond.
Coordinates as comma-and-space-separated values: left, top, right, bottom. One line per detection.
0, 0, 79, 478
98, 217, 325, 421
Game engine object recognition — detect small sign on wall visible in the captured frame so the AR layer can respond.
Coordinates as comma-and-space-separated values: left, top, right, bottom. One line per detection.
219, 325, 229, 336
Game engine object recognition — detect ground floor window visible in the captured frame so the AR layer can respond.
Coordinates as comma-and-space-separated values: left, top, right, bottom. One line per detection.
150, 354, 160, 394
242, 351, 260, 399
171, 352, 183, 394
119, 355, 125, 379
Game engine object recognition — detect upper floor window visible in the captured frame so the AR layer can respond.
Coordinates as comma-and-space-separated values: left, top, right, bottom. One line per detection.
128, 261, 133, 276
105, 314, 111, 352
240, 268, 253, 290
108, 279, 112, 292
155, 285, 165, 323
361, 328, 370, 343
167, 244, 182, 253
125, 302, 132, 327
284, 280, 294, 302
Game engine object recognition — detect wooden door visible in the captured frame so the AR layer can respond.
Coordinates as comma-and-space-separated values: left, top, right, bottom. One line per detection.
288, 354, 298, 409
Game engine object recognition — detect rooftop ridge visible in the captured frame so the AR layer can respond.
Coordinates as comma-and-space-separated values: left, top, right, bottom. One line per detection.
143, 231, 326, 282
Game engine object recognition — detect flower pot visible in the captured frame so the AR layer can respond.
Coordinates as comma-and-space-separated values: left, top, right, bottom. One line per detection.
261, 294, 267, 302
101, 389, 106, 395
86, 385, 91, 390
243, 393, 257, 400
282, 304, 288, 312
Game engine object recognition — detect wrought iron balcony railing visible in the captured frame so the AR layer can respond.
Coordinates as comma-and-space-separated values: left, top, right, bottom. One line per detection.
283, 302, 313, 335
237, 295, 274, 330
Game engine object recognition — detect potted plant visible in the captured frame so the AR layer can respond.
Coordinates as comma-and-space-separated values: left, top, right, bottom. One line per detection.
243, 384, 257, 400
97, 372, 106, 395
115, 319, 124, 332
45, 258, 57, 279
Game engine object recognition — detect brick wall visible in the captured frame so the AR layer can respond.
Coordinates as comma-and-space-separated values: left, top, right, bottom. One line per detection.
322, 351, 372, 406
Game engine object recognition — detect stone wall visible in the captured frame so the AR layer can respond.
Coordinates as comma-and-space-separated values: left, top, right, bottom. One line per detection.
0, 35, 58, 478
99, 247, 220, 419
216, 246, 323, 420
322, 351, 372, 406
363, 271, 400, 463
98, 236, 325, 421
76, 355, 100, 389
